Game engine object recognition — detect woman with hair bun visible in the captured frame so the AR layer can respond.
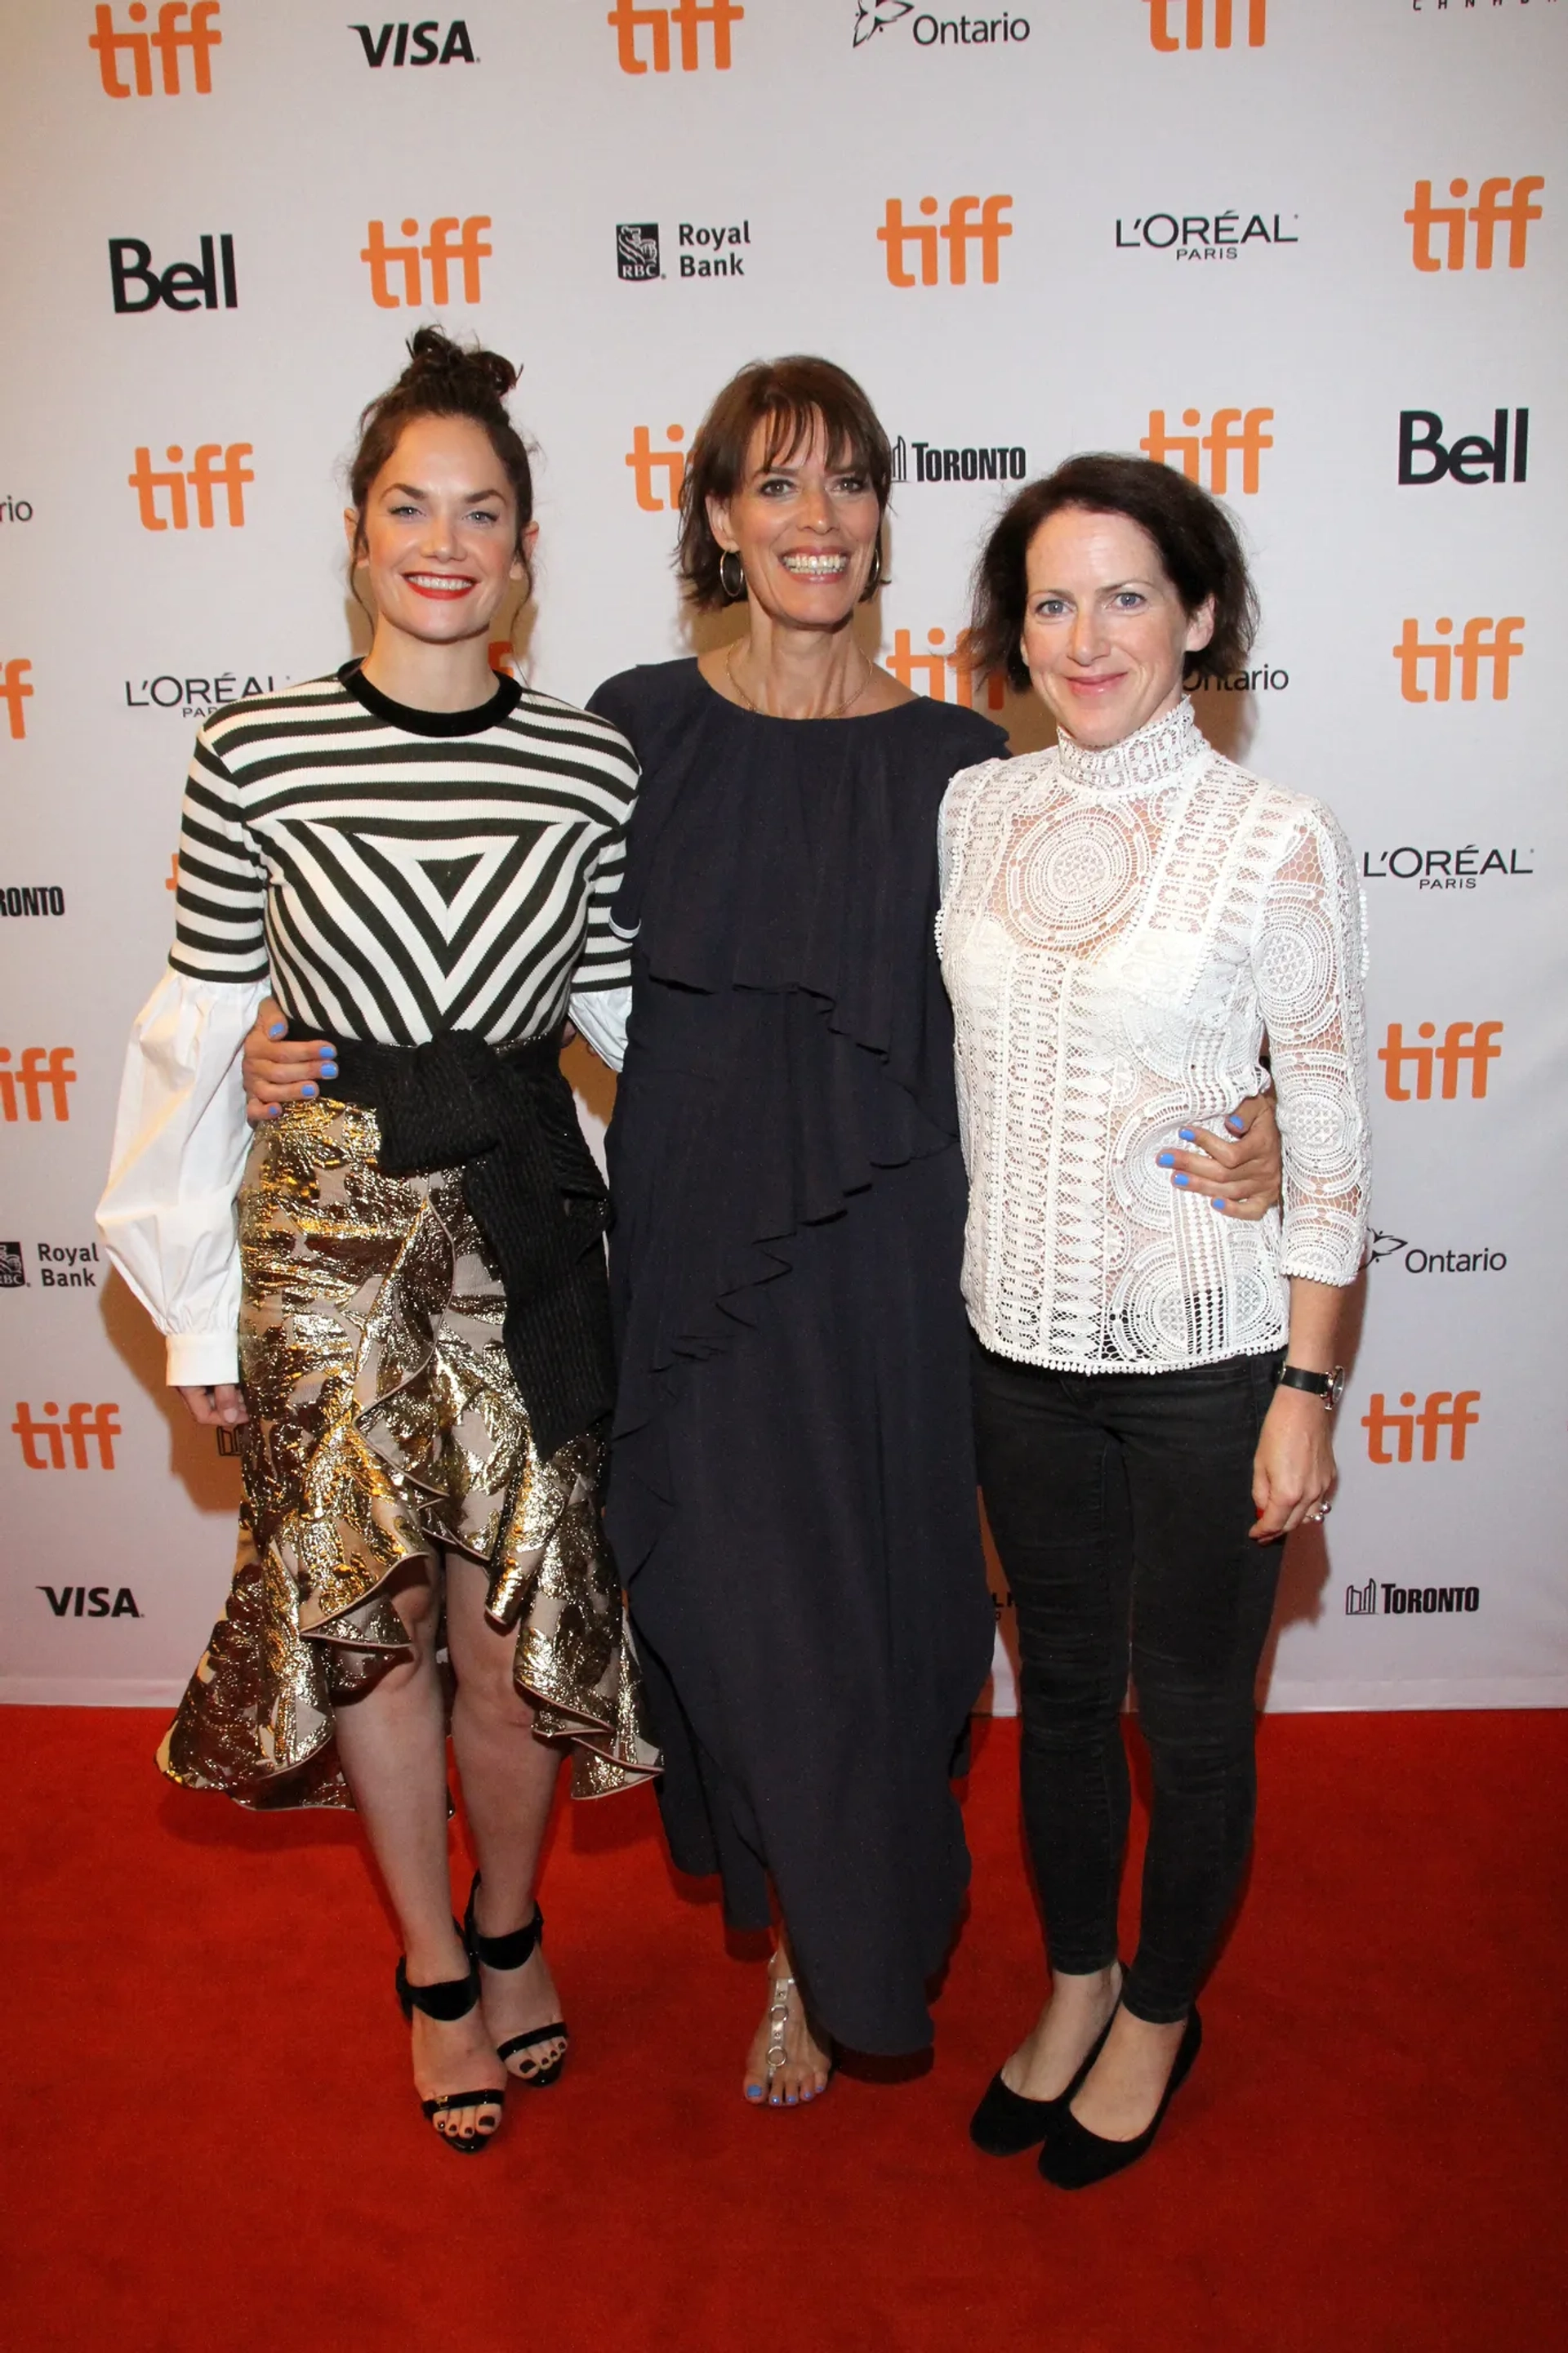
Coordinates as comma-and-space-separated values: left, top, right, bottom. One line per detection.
98, 328, 658, 2154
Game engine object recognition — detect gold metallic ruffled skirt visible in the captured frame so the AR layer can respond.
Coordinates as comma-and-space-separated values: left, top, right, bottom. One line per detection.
159, 1101, 659, 1807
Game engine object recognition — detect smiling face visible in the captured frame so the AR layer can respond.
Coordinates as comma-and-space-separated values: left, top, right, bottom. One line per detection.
1020, 505, 1214, 749
706, 413, 882, 631
346, 412, 532, 648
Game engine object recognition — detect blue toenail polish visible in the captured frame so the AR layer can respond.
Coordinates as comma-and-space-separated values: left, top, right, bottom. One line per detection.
1156, 1152, 1174, 1167
746, 2085, 763, 2101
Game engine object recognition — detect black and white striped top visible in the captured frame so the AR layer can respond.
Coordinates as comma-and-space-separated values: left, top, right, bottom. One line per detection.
169, 662, 639, 1045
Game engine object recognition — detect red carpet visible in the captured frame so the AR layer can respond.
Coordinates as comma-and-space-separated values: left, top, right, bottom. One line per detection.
3, 1707, 1563, 2352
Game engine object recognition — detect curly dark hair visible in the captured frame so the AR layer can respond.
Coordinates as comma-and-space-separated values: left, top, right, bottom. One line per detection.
676, 354, 892, 608
347, 326, 534, 589
968, 452, 1258, 690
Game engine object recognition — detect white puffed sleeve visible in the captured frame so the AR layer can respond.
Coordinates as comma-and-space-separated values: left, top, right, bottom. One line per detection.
567, 979, 630, 1073
1253, 802, 1371, 1288
96, 969, 268, 1387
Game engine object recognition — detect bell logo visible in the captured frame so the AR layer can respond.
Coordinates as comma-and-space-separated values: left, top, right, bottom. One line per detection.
361, 217, 491, 309
128, 443, 253, 530
885, 628, 1006, 711
626, 424, 687, 512
0, 1048, 77, 1121
1378, 1021, 1503, 1103
1361, 1390, 1480, 1466
1405, 177, 1544, 272
2, 658, 33, 739
109, 233, 237, 314
1146, 0, 1265, 47
1392, 617, 1524, 702
608, 0, 744, 74
90, 2, 220, 96
1139, 408, 1272, 493
879, 197, 1013, 287
12, 1402, 121, 1470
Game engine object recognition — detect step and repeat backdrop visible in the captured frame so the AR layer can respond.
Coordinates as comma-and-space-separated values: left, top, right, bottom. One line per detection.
2, 0, 1564, 1712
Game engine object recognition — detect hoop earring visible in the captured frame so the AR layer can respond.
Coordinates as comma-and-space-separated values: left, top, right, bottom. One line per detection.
862, 539, 883, 600
718, 549, 746, 602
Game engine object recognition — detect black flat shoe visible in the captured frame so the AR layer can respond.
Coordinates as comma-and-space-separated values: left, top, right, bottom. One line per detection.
464, 1872, 568, 2088
969, 2005, 1119, 2157
1037, 2006, 1202, 2190
395, 1941, 506, 2155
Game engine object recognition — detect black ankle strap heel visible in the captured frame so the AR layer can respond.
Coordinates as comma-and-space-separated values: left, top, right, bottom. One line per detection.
464, 1873, 569, 2088
395, 1931, 506, 2154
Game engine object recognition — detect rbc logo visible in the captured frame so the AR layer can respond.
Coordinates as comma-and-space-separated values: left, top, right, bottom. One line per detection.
626, 424, 687, 511
608, 0, 744, 73
350, 20, 477, 65
1361, 1391, 1479, 1465
1392, 617, 1523, 702
109, 234, 237, 314
11, 1402, 121, 1469
128, 444, 252, 531
1398, 408, 1527, 487
885, 628, 1006, 711
0, 1048, 76, 1121
1405, 177, 1544, 271
1139, 408, 1272, 493
1377, 1022, 1503, 1103
361, 217, 491, 307
2, 659, 33, 739
879, 197, 1013, 286
90, 2, 220, 96
1146, 0, 1265, 47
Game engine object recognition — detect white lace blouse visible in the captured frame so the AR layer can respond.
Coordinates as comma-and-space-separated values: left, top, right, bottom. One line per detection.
937, 697, 1370, 1372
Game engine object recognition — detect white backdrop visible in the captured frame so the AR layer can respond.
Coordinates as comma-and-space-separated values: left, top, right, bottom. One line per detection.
2, 0, 1564, 1713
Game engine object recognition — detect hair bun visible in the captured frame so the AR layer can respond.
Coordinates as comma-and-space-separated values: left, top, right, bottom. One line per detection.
401, 325, 518, 407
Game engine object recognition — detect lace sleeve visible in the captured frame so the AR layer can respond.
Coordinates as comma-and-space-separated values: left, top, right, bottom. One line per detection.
1252, 801, 1370, 1287
936, 760, 996, 951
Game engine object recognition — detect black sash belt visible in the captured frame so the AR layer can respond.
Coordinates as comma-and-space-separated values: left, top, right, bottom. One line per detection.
292, 1023, 614, 1460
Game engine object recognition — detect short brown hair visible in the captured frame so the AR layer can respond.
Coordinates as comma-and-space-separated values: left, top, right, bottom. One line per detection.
348, 326, 535, 586
968, 452, 1258, 691
677, 354, 892, 608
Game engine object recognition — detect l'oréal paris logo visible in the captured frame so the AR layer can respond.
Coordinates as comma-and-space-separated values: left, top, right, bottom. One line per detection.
1116, 209, 1298, 260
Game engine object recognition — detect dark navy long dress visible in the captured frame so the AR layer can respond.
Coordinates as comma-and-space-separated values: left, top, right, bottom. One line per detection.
589, 657, 1004, 2055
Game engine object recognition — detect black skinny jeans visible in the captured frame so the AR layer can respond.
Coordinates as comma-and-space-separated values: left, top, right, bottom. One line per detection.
972, 1339, 1284, 2025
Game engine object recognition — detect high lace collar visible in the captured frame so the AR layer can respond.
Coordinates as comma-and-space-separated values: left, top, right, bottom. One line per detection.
1054, 695, 1205, 795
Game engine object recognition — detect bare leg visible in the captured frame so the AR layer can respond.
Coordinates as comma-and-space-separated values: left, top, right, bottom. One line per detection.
332, 1558, 505, 2144
742, 1925, 832, 2108
1068, 2008, 1188, 2140
444, 1558, 568, 2081
1000, 1960, 1124, 2101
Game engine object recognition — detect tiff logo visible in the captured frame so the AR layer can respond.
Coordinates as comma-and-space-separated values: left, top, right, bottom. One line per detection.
886, 628, 1006, 711
1406, 176, 1544, 271
361, 216, 491, 307
1139, 407, 1272, 492
350, 20, 477, 65
2, 658, 33, 738
1146, 0, 1265, 46
0, 1049, 76, 1121
12, 1402, 122, 1469
626, 424, 687, 510
128, 443, 253, 530
1392, 616, 1523, 702
90, 2, 220, 95
1378, 1021, 1503, 1102
880, 197, 1013, 285
608, 0, 744, 73
1361, 1390, 1479, 1465
109, 234, 237, 313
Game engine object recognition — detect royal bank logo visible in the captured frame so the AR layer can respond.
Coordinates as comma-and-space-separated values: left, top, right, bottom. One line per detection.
1406, 176, 1544, 270
109, 233, 237, 313
0, 1242, 24, 1289
617, 222, 662, 279
1361, 1389, 1480, 1464
879, 195, 1013, 285
1344, 1579, 1480, 1618
128, 444, 252, 532
1392, 617, 1524, 702
12, 1402, 121, 1468
0, 1049, 77, 1122
124, 670, 276, 716
853, 3, 1031, 47
0, 886, 67, 920
608, 0, 743, 73
91, 2, 220, 95
1361, 843, 1532, 889
890, 435, 1027, 485
1140, 407, 1272, 492
361, 216, 491, 307
2, 659, 33, 739
33, 1244, 101, 1290
1377, 1021, 1503, 1101
1146, 0, 1265, 47
1398, 408, 1528, 485
1367, 1231, 1508, 1277
1115, 208, 1298, 259
350, 20, 477, 65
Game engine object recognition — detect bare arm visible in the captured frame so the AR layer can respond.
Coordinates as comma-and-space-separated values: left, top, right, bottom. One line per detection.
1250, 1277, 1340, 1542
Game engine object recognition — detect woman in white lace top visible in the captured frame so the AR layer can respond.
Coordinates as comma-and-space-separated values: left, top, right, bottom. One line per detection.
943, 455, 1369, 2189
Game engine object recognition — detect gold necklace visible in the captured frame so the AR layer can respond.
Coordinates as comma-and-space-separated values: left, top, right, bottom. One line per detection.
724, 641, 873, 721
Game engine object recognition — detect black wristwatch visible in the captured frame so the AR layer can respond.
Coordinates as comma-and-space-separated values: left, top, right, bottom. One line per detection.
1276, 1363, 1345, 1412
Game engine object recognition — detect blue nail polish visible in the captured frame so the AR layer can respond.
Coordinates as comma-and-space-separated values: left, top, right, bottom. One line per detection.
1174, 1172, 1189, 1188
267, 1023, 285, 1040
302, 1082, 317, 1099
745, 2085, 763, 2101
1178, 1129, 1196, 1143
1226, 1115, 1245, 1134
1156, 1152, 1174, 1168
266, 1104, 281, 1120
1211, 1196, 1227, 1212
321, 1064, 338, 1081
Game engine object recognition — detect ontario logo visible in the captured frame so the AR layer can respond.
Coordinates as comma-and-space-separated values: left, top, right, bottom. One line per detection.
853, 4, 1031, 46
1367, 1231, 1507, 1278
